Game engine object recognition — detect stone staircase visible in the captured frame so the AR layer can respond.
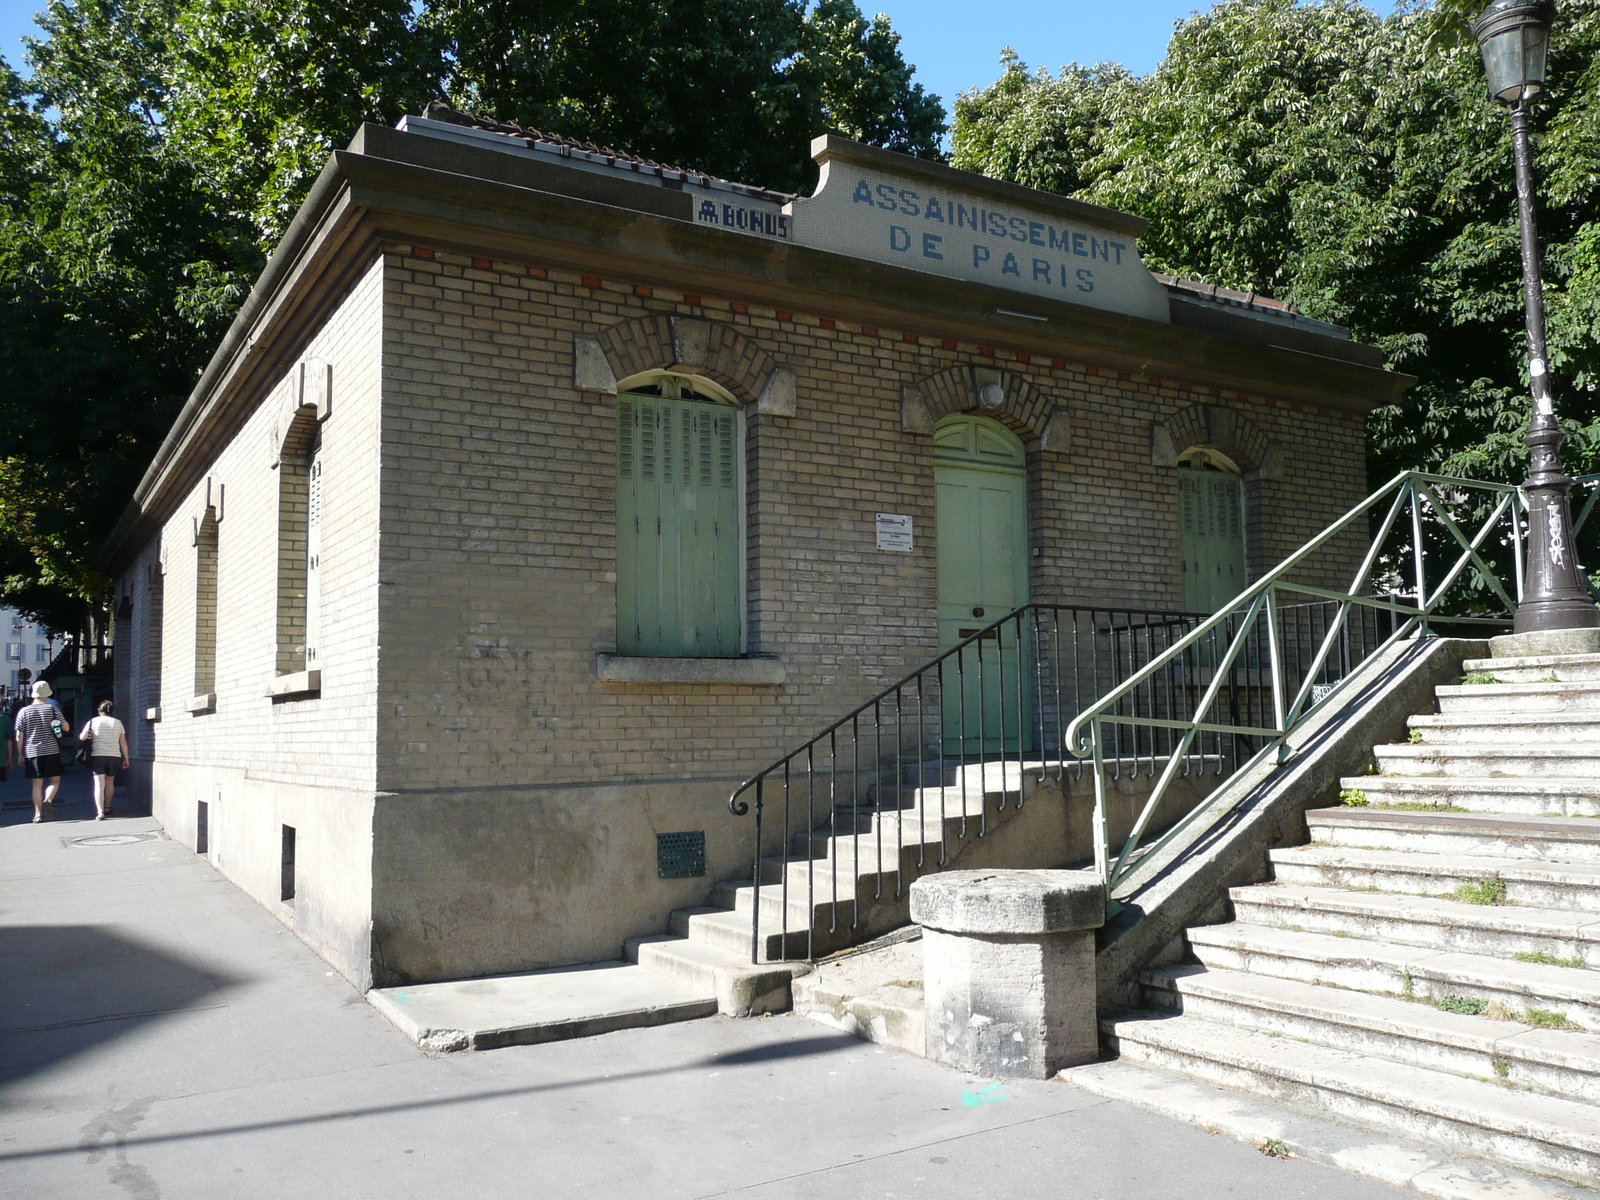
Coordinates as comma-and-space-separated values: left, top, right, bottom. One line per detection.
1098, 647, 1600, 1186
625, 760, 1032, 1015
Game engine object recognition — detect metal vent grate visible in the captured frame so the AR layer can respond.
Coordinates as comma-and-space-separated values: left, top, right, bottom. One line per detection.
656, 830, 705, 879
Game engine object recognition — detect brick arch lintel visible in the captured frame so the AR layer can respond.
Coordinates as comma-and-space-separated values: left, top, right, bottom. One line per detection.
901, 365, 1066, 451
1152, 402, 1282, 480
578, 316, 794, 414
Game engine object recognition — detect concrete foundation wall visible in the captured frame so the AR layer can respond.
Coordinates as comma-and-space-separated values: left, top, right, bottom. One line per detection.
369, 778, 766, 985
153, 760, 377, 988
366, 758, 1221, 986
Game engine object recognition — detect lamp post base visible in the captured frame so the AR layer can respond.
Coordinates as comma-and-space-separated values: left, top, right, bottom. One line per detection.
1492, 626, 1600, 658
1512, 596, 1600, 634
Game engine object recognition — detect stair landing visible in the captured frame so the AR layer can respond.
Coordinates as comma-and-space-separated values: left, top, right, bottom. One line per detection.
367, 960, 718, 1052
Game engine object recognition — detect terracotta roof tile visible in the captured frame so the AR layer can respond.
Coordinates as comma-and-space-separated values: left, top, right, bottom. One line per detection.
420, 100, 792, 199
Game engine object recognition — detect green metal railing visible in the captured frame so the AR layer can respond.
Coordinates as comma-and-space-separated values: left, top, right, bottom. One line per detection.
1572, 472, 1600, 541
1065, 471, 1535, 899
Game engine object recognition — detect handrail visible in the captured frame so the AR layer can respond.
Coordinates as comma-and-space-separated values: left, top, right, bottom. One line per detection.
1570, 472, 1600, 540
1065, 470, 1528, 897
724, 602, 1238, 962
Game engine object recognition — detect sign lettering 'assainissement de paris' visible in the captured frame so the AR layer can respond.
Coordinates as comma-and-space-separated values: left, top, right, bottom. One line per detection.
694, 137, 1171, 324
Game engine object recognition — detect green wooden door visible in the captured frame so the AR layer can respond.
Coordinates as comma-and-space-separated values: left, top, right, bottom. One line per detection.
617, 391, 742, 657
935, 415, 1029, 753
1179, 462, 1246, 613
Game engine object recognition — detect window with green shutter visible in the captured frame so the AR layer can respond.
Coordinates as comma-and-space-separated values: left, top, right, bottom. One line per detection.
1178, 448, 1246, 613
616, 375, 743, 657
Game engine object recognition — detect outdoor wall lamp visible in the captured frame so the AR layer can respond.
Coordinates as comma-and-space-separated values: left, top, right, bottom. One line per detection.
1472, 0, 1599, 632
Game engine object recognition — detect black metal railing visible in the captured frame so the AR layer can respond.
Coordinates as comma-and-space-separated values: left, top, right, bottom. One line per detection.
40, 640, 113, 682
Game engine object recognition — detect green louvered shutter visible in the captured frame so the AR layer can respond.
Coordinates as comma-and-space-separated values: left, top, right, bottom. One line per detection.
617, 394, 741, 656
1180, 465, 1245, 613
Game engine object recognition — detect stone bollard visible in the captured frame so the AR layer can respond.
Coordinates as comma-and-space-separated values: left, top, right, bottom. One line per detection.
910, 868, 1106, 1079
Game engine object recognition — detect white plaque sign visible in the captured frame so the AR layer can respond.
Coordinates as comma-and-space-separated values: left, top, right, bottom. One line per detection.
876, 512, 914, 552
786, 139, 1170, 322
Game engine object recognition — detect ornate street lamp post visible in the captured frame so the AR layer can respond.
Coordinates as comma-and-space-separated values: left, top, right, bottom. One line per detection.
1473, 0, 1599, 632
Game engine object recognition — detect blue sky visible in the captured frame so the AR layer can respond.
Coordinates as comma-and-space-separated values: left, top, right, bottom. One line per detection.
0, 0, 1398, 106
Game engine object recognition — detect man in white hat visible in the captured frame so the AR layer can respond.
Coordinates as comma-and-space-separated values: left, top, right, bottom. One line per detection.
16, 680, 67, 822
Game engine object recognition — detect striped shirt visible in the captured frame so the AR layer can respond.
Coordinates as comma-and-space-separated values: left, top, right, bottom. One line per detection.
15, 701, 65, 759
83, 715, 124, 758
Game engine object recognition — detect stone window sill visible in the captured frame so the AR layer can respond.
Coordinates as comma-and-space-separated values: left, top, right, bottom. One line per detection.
189, 693, 216, 715
266, 669, 321, 700
595, 654, 785, 687
144, 706, 162, 722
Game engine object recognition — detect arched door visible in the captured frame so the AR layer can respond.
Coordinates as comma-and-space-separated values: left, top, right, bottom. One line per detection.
935, 415, 1029, 752
1178, 448, 1246, 613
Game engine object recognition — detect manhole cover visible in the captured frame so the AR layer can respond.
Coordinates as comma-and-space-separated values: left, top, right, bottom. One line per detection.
65, 833, 158, 847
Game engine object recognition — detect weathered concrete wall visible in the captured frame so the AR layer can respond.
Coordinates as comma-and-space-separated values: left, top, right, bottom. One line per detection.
368, 778, 766, 984
153, 760, 377, 988
365, 757, 1221, 985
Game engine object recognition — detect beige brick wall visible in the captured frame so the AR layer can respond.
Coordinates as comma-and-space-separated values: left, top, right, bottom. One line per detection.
374, 246, 1369, 794
122, 257, 385, 790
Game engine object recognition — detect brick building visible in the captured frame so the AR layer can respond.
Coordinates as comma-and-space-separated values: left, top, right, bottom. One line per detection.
99, 104, 1406, 990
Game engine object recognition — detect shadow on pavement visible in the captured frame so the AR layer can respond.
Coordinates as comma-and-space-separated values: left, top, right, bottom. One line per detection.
0, 1025, 865, 1162
0, 925, 246, 1089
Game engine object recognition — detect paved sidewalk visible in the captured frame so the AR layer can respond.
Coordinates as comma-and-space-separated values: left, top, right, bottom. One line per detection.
0, 770, 1417, 1200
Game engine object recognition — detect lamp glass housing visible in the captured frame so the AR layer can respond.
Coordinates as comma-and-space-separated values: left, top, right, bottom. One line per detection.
1473, 0, 1554, 103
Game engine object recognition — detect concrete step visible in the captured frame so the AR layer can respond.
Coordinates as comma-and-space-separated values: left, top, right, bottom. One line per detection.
1140, 964, 1600, 1105
1064, 1058, 1598, 1200
1307, 806, 1600, 861
673, 901, 861, 962
1187, 922, 1600, 1031
1230, 883, 1600, 966
789, 808, 1007, 868
1372, 742, 1600, 779
1408, 711, 1600, 745
790, 930, 925, 1056
366, 960, 717, 1052
1436, 680, 1600, 714
1101, 1010, 1600, 1185
734, 862, 898, 916
623, 934, 808, 1016
1339, 775, 1600, 817
1462, 652, 1600, 684
1269, 845, 1600, 912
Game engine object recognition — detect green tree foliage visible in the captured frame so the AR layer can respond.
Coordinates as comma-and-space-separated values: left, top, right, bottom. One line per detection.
0, 0, 943, 631
428, 0, 943, 194
795, 0, 946, 164
953, 0, 1600, 496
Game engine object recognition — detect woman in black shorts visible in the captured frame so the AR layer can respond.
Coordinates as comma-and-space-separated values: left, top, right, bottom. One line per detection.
79, 700, 130, 820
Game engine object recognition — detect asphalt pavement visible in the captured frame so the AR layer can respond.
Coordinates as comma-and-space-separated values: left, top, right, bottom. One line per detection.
0, 764, 1418, 1200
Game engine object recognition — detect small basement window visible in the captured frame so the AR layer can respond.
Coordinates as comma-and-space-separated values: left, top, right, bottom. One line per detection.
280, 825, 296, 902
